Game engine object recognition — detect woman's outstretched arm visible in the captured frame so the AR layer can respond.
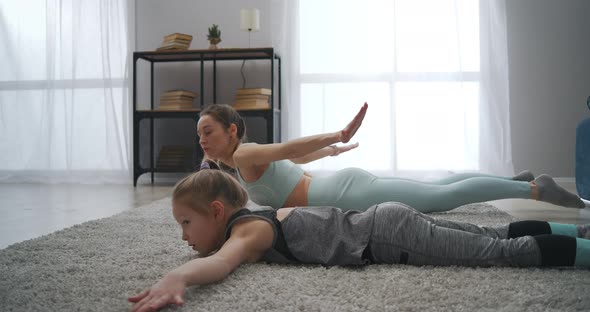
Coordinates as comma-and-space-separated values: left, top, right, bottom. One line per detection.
234, 103, 368, 167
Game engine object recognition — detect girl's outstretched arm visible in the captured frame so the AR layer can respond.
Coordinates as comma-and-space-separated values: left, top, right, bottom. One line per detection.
128, 219, 273, 312
234, 103, 368, 167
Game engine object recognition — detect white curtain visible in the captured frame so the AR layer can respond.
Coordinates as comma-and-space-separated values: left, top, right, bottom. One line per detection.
0, 0, 130, 183
273, 0, 513, 179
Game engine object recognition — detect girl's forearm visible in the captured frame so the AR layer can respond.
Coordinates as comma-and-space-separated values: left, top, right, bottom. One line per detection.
169, 256, 233, 287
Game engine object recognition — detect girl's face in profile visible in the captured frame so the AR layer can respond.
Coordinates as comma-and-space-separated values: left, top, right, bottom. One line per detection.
172, 201, 223, 256
197, 115, 234, 160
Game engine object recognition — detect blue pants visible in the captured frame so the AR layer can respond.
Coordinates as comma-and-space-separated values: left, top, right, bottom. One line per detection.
307, 168, 531, 212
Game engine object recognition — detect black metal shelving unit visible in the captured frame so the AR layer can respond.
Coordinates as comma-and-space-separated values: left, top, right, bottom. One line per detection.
133, 47, 281, 186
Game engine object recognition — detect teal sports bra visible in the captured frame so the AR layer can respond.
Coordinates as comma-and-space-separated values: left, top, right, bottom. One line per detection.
237, 160, 305, 208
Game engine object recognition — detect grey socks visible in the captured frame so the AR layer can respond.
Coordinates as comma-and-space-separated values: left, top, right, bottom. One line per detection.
577, 224, 590, 239
513, 170, 535, 182
534, 174, 585, 208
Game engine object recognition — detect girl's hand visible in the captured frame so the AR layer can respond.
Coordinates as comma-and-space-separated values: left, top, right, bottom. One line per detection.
128, 273, 186, 312
330, 143, 359, 157
340, 102, 368, 143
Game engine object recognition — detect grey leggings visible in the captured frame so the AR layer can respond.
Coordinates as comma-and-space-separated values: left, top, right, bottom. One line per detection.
368, 202, 542, 267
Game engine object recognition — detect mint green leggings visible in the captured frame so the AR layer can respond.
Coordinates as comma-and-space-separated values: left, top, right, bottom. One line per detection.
307, 168, 531, 212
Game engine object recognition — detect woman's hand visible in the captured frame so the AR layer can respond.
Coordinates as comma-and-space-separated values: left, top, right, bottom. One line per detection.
330, 143, 359, 157
128, 273, 186, 312
340, 102, 368, 143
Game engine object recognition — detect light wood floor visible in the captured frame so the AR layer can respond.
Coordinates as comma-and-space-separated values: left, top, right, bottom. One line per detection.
1, 182, 589, 250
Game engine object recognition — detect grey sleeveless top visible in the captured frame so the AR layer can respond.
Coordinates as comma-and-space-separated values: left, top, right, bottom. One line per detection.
224, 206, 377, 266
224, 208, 298, 264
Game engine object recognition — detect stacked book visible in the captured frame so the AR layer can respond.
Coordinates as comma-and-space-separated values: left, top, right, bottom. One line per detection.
156, 145, 193, 171
233, 88, 272, 110
159, 90, 198, 110
157, 33, 192, 51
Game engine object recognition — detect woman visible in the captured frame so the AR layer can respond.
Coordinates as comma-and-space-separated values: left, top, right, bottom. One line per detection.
196, 103, 585, 212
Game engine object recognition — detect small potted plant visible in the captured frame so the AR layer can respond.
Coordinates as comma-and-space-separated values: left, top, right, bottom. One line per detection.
207, 24, 221, 49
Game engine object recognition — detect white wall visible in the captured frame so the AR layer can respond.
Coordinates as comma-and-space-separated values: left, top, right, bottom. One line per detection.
135, 0, 590, 178
135, 0, 276, 109
506, 0, 590, 177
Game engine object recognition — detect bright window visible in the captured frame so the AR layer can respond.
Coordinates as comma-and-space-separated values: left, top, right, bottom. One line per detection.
0, 0, 129, 174
299, 0, 480, 172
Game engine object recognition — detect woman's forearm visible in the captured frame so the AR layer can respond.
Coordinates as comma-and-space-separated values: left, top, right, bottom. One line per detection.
291, 146, 336, 164
282, 132, 340, 160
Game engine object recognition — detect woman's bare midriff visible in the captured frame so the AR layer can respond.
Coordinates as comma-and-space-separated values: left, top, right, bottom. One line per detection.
281, 173, 311, 208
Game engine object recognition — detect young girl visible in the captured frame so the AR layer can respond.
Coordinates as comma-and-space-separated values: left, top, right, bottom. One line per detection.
129, 166, 590, 312
197, 103, 585, 212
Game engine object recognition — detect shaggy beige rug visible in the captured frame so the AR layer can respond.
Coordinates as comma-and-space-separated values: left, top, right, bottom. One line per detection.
1, 198, 589, 311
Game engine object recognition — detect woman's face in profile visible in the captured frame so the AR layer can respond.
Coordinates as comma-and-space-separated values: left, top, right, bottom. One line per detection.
197, 115, 233, 159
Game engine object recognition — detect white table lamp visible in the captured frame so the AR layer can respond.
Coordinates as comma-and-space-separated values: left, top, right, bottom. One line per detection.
240, 8, 259, 47
239, 8, 260, 88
